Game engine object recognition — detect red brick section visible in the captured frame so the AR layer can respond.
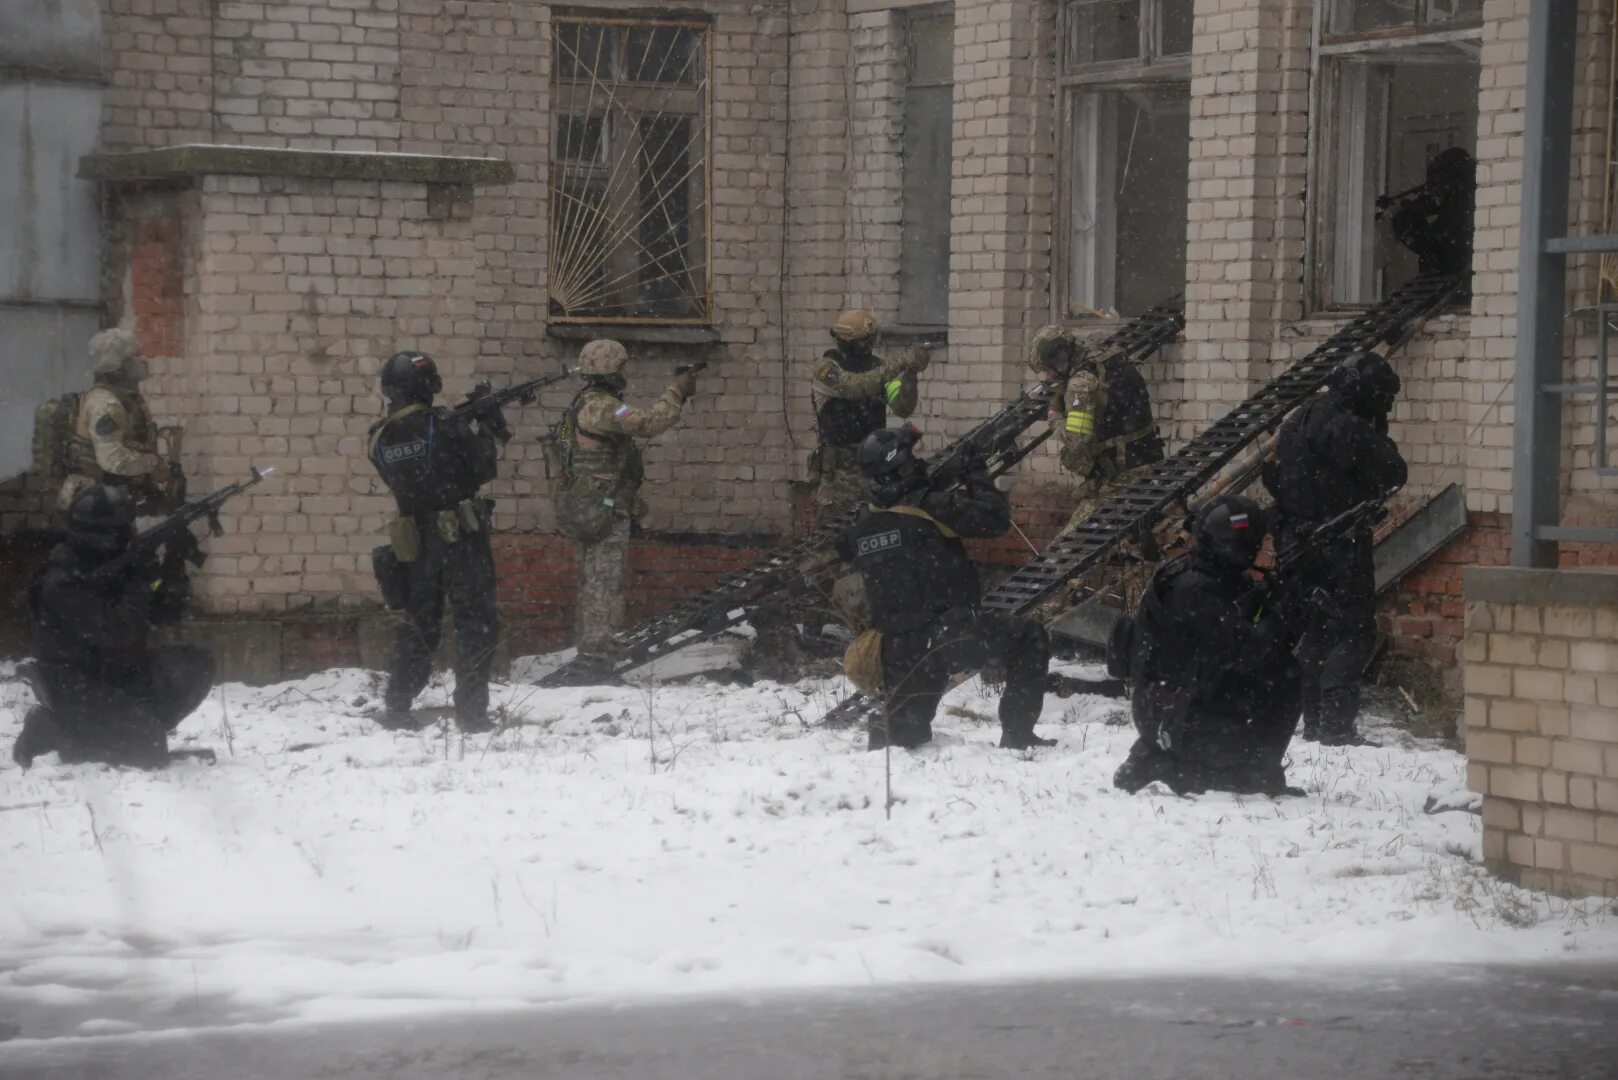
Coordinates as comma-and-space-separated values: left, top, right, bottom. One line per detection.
128, 211, 184, 358
282, 618, 364, 677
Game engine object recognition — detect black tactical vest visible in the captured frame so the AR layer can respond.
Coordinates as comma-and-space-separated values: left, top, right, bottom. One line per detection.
1097, 355, 1164, 471
369, 406, 492, 517
842, 503, 980, 636
816, 348, 889, 447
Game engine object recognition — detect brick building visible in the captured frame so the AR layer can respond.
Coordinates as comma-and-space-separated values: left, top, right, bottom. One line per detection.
0, 3, 1615, 889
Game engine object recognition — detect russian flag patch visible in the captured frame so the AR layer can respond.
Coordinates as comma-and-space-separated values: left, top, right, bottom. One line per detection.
614, 405, 633, 419
1230, 513, 1251, 530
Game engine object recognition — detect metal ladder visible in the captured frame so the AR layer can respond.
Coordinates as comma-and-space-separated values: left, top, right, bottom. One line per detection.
817, 273, 1463, 727
539, 298, 1187, 687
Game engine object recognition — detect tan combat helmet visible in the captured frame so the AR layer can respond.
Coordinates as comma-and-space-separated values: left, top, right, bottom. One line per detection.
578, 338, 629, 376
831, 308, 878, 343
88, 328, 143, 377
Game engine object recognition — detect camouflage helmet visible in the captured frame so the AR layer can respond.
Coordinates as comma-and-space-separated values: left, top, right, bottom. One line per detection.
88, 329, 142, 376
1026, 325, 1077, 375
579, 338, 629, 376
831, 308, 878, 343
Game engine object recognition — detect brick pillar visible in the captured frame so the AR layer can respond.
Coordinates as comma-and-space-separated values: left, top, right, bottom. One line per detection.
944, 0, 1054, 445
1182, 0, 1313, 431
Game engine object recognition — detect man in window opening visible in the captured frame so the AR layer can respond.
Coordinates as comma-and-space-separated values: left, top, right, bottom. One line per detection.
1026, 323, 1167, 620
745, 310, 929, 681
553, 339, 696, 664
1261, 349, 1407, 747
1381, 146, 1476, 287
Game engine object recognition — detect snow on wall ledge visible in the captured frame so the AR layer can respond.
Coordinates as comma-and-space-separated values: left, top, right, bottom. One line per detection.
0, 661, 1614, 1044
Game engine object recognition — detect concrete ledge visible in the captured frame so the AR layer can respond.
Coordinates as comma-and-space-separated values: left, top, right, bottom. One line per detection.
79, 144, 515, 186
546, 323, 721, 346
1463, 565, 1618, 608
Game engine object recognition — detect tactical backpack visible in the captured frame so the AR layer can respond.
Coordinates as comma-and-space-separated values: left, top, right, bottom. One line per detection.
32, 393, 83, 486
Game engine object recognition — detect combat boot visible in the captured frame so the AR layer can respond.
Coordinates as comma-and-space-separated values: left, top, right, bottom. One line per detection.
12, 706, 59, 769
999, 729, 1057, 750
376, 708, 417, 731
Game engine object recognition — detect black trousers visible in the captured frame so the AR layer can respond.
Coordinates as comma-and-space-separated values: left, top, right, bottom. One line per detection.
386, 523, 500, 721
1123, 658, 1300, 794
1283, 527, 1377, 740
27, 646, 215, 768
877, 607, 1050, 747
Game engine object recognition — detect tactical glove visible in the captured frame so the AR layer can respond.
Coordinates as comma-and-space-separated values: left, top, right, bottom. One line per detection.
902, 345, 931, 374
671, 370, 699, 401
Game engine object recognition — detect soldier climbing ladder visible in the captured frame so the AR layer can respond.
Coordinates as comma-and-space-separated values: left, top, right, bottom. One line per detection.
816, 273, 1465, 728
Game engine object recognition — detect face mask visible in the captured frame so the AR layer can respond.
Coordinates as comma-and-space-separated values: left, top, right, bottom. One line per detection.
124, 359, 151, 383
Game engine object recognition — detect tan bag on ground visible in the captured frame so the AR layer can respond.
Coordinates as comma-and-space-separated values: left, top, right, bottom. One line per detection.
842, 626, 885, 695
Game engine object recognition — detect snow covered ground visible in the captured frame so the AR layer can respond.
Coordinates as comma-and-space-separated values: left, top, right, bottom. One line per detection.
1, 653, 1615, 1042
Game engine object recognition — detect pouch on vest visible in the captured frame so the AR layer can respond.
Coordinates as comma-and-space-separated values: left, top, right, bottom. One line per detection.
556, 490, 619, 544
842, 627, 885, 696
32, 393, 82, 485
372, 545, 410, 610
1105, 613, 1136, 680
387, 517, 422, 563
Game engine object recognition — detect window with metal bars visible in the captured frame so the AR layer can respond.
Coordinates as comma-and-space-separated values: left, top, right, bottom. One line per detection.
548, 15, 711, 324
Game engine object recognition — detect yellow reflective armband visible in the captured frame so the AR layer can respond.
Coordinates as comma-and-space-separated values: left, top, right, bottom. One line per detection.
884, 378, 905, 405
1065, 410, 1096, 436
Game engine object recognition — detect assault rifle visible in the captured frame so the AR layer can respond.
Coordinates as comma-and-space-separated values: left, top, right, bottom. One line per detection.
924, 381, 1057, 487
86, 466, 275, 587
457, 370, 574, 441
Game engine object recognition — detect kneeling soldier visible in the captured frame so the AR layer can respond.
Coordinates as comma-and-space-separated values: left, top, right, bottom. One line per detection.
15, 485, 214, 769
837, 426, 1055, 751
1111, 496, 1301, 796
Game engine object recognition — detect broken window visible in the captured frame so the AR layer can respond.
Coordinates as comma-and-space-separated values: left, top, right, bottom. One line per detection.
1058, 0, 1191, 319
549, 16, 710, 323
898, 9, 954, 329
1311, 4, 1481, 306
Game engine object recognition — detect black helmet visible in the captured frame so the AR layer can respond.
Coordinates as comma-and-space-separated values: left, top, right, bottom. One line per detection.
1331, 349, 1401, 418
67, 485, 137, 555
857, 424, 922, 480
1191, 495, 1266, 571
1426, 147, 1475, 198
380, 351, 442, 404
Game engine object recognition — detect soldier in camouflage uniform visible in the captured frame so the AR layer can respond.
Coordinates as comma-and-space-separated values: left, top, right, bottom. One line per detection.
746, 311, 929, 680
554, 339, 695, 660
809, 309, 928, 524
1028, 324, 1166, 618
59, 329, 177, 513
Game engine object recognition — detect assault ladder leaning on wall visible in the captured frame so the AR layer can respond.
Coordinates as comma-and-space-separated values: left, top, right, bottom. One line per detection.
539, 299, 1188, 688
818, 273, 1465, 728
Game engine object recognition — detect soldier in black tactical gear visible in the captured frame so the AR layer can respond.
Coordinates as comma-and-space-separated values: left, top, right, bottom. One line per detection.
1382, 147, 1476, 283
1112, 496, 1302, 796
13, 485, 215, 769
836, 426, 1055, 751
1263, 350, 1407, 746
369, 351, 503, 732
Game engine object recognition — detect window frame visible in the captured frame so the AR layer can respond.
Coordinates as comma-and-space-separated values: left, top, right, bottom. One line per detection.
547, 12, 715, 327
1054, 0, 1192, 323
1303, 3, 1482, 312
897, 5, 955, 332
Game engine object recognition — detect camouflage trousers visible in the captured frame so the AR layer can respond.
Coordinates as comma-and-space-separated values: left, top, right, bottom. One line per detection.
1032, 465, 1158, 628
576, 513, 631, 657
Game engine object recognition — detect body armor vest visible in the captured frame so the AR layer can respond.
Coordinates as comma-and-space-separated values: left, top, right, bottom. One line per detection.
816, 348, 888, 448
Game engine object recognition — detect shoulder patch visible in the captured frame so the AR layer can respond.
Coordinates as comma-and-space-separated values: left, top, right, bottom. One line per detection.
816, 363, 836, 382
614, 405, 633, 420
94, 415, 121, 437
